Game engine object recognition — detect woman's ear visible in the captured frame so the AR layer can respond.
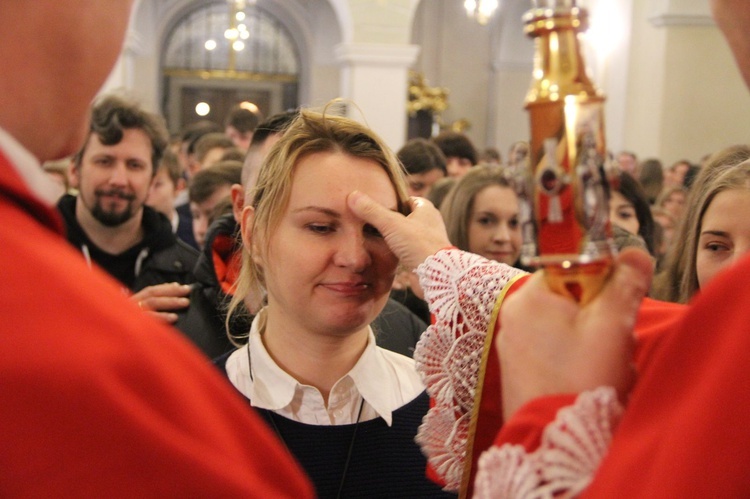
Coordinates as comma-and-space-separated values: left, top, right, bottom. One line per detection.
241, 205, 263, 265
241, 205, 255, 250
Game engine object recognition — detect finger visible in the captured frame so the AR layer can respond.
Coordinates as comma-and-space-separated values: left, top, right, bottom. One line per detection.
134, 283, 192, 300
349, 190, 451, 269
147, 310, 179, 324
141, 296, 190, 312
592, 248, 653, 328
408, 196, 431, 212
165, 284, 192, 298
156, 282, 192, 296
347, 190, 399, 232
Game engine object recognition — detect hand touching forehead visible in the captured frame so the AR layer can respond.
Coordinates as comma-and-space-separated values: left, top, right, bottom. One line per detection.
287, 151, 399, 221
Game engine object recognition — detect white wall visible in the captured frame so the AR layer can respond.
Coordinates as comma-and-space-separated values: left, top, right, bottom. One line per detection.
623, 0, 750, 166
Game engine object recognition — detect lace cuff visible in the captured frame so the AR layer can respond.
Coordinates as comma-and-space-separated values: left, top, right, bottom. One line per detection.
473, 387, 623, 499
413, 248, 528, 490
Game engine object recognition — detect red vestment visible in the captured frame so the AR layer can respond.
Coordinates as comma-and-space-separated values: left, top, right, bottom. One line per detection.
0, 153, 314, 497
493, 261, 750, 496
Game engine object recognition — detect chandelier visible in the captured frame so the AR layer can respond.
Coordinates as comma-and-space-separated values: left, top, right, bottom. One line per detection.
224, 0, 257, 52
463, 0, 499, 25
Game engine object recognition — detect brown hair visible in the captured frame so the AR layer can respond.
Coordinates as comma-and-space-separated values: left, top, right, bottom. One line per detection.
397, 138, 447, 176
188, 160, 242, 204
432, 131, 477, 165
440, 165, 513, 251
638, 158, 664, 204
156, 149, 182, 186
653, 149, 750, 302
225, 105, 261, 133
74, 93, 168, 174
193, 132, 235, 165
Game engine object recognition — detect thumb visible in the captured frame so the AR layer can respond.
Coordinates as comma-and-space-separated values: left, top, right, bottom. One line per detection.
347, 190, 400, 235
575, 248, 653, 401
349, 190, 451, 269
592, 247, 653, 329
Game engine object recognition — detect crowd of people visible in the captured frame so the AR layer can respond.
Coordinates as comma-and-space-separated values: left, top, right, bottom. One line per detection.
5, 0, 750, 497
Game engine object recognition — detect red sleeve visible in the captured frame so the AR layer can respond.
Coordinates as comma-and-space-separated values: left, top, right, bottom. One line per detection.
494, 394, 578, 450
632, 296, 686, 370
584, 255, 750, 497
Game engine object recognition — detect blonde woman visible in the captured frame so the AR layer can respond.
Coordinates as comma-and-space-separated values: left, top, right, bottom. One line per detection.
219, 109, 454, 499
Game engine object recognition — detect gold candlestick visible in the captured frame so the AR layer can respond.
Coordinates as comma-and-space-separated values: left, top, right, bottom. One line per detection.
517, 0, 616, 304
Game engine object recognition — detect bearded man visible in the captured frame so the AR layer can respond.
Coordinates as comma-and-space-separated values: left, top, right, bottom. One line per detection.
58, 94, 198, 321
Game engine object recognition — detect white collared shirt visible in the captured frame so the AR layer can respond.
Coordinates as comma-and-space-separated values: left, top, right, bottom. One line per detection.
170, 211, 180, 233
0, 127, 60, 206
225, 309, 425, 426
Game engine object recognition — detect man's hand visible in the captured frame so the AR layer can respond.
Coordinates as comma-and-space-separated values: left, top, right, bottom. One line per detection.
131, 282, 191, 324
347, 191, 451, 270
498, 248, 653, 420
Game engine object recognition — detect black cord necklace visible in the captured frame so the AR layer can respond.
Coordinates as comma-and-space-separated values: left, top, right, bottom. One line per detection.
247, 344, 365, 499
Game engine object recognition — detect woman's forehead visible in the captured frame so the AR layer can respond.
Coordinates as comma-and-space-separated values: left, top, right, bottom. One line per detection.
288, 151, 397, 204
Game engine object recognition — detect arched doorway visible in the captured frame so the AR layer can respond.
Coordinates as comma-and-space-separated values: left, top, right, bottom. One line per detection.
161, 1, 300, 133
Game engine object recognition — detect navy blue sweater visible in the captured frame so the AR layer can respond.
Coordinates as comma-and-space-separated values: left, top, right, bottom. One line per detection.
215, 356, 456, 498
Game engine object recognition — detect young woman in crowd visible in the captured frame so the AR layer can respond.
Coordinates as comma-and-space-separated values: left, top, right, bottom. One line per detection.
609, 172, 656, 255
218, 108, 454, 498
440, 165, 526, 269
691, 162, 750, 288
655, 185, 688, 223
652, 147, 750, 303
664, 159, 692, 189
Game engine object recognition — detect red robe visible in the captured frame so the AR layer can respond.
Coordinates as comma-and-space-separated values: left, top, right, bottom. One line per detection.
494, 260, 750, 496
0, 153, 314, 497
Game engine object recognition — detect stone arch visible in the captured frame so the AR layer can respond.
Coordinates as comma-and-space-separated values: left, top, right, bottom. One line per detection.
129, 0, 345, 128
159, 1, 307, 130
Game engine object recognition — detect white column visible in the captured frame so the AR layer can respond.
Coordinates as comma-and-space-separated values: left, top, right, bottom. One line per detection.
99, 28, 144, 96
334, 42, 420, 151
621, 0, 750, 165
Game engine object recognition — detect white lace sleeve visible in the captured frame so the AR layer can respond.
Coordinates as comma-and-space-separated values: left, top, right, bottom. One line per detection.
413, 248, 528, 490
473, 387, 623, 499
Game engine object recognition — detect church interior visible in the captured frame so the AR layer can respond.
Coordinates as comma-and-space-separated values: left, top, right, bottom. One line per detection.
106, 0, 749, 166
